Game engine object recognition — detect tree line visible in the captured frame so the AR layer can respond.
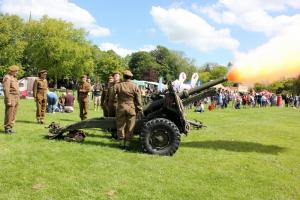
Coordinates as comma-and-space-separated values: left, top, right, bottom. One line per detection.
0, 14, 299, 94
0, 14, 229, 81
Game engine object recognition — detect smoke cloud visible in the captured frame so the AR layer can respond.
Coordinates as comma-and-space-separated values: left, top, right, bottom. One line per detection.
228, 17, 300, 84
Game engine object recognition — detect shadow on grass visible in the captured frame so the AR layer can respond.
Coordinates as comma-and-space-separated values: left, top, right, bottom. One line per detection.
58, 119, 77, 122
181, 140, 286, 154
44, 134, 141, 153
82, 139, 141, 153
85, 133, 111, 139
16, 120, 37, 124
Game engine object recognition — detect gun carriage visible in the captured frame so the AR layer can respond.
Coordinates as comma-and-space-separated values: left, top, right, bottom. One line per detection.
48, 77, 228, 156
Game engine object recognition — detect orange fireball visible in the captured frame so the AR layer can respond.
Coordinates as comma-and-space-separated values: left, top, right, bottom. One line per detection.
227, 67, 242, 82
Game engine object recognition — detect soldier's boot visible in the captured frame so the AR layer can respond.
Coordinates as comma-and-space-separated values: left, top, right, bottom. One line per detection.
4, 128, 14, 134
118, 139, 125, 149
124, 140, 131, 150
9, 129, 16, 134
4, 128, 10, 134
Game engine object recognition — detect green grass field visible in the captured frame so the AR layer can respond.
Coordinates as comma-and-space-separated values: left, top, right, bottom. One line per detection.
0, 99, 299, 200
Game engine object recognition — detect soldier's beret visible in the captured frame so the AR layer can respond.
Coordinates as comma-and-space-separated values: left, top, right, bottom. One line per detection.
8, 65, 20, 72
112, 71, 120, 75
81, 75, 87, 79
39, 70, 47, 75
123, 70, 133, 77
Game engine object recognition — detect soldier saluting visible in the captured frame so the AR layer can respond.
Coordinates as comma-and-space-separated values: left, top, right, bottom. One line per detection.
114, 70, 142, 149
33, 70, 48, 124
77, 75, 91, 120
3, 65, 20, 134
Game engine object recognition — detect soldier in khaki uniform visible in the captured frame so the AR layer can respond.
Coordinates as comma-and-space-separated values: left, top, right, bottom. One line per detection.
114, 70, 142, 148
107, 71, 120, 117
77, 75, 91, 120
33, 70, 48, 124
3, 65, 20, 134
100, 76, 113, 117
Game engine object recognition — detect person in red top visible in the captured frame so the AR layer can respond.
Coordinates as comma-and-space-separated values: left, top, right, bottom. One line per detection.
64, 90, 75, 113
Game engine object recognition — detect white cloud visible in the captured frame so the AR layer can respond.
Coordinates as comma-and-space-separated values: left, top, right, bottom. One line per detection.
0, 0, 110, 37
194, 0, 300, 36
150, 6, 239, 52
139, 44, 156, 52
99, 43, 155, 57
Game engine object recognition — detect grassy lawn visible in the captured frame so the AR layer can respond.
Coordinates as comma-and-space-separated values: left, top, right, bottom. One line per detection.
0, 99, 299, 200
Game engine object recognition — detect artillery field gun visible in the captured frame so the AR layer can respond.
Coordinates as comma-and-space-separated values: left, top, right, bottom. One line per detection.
48, 76, 228, 156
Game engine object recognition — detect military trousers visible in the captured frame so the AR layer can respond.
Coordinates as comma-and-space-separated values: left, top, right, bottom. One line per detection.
116, 111, 136, 140
36, 98, 47, 121
4, 96, 19, 129
79, 100, 88, 120
108, 104, 117, 117
101, 105, 109, 117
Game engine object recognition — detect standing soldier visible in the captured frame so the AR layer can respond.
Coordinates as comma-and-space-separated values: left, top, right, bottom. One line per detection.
77, 75, 91, 120
114, 70, 142, 149
3, 65, 20, 134
107, 71, 120, 117
33, 70, 48, 124
100, 76, 113, 117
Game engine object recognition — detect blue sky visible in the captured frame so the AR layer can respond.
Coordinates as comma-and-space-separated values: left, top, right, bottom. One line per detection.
1, 0, 300, 66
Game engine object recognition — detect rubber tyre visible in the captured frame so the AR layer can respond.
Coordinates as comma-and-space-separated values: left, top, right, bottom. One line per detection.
141, 118, 181, 156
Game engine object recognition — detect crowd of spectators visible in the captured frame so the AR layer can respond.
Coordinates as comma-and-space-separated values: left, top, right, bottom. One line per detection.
194, 88, 299, 112
46, 82, 299, 114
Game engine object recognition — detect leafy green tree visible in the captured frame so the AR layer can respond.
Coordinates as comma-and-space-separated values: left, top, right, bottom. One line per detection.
198, 71, 211, 83
167, 50, 196, 80
150, 46, 171, 79
0, 14, 26, 78
198, 64, 228, 84
94, 49, 124, 82
209, 66, 228, 80
293, 76, 300, 94
150, 46, 198, 81
128, 51, 158, 80
23, 16, 94, 81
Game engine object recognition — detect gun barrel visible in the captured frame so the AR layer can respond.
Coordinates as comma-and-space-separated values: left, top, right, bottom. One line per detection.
179, 76, 228, 98
143, 76, 228, 113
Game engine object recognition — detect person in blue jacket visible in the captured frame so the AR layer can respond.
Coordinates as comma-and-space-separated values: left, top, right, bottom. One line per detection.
47, 91, 59, 113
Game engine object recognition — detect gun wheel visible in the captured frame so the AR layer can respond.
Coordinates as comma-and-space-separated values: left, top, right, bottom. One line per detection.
141, 118, 181, 156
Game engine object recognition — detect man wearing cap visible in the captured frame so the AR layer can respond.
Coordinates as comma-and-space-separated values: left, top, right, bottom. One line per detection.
107, 71, 120, 117
33, 70, 48, 124
2, 65, 20, 134
77, 75, 91, 120
114, 70, 142, 149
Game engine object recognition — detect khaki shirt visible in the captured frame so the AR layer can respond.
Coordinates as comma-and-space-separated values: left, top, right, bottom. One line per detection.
3, 74, 19, 100
33, 78, 48, 100
108, 83, 117, 107
114, 80, 142, 115
77, 81, 91, 102
101, 88, 108, 106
